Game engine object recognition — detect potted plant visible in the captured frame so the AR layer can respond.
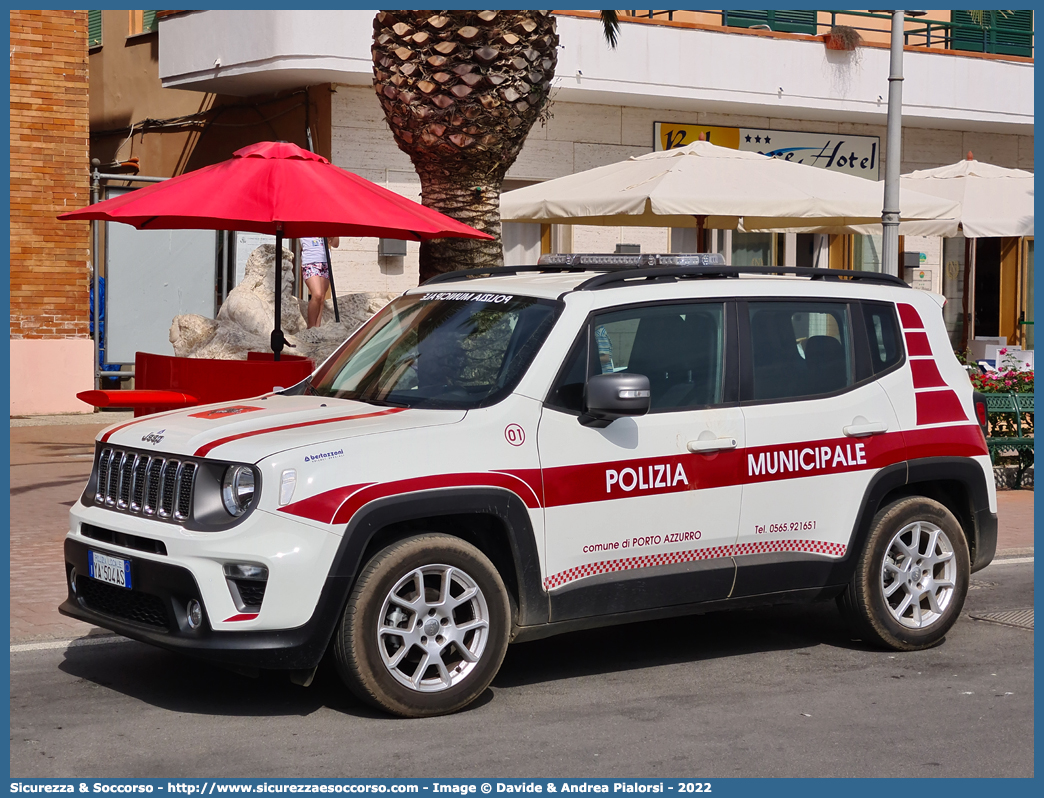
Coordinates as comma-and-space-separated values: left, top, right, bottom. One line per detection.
823, 25, 862, 51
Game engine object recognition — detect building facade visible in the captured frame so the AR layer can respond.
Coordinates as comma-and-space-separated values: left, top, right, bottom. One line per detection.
9, 10, 93, 415
14, 9, 1033, 414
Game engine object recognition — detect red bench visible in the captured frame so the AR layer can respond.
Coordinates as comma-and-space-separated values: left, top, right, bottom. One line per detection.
77, 351, 315, 417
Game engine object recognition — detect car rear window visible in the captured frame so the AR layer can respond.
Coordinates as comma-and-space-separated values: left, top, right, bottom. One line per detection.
862, 301, 904, 374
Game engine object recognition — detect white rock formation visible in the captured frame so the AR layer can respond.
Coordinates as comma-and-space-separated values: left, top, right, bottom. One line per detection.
170, 244, 399, 365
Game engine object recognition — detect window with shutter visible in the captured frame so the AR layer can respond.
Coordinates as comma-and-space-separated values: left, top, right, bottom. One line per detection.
951, 10, 1033, 57
143, 10, 157, 33
721, 10, 817, 35
88, 10, 102, 48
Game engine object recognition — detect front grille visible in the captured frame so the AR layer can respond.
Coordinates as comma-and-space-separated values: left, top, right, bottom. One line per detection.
94, 447, 197, 524
77, 576, 170, 629
232, 579, 267, 609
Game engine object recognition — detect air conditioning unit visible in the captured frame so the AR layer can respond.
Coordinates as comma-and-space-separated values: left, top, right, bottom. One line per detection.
378, 238, 407, 257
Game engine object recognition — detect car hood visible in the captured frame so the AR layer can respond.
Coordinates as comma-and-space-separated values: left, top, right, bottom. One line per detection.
99, 395, 466, 463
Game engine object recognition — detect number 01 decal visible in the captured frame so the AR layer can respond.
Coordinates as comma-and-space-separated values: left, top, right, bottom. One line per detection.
504, 424, 525, 446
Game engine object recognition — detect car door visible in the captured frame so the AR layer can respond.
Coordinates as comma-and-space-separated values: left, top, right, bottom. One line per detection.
733, 298, 903, 597
537, 299, 744, 622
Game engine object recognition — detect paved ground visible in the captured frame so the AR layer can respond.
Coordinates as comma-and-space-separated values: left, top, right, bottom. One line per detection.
7, 412, 1034, 644
9, 559, 1034, 777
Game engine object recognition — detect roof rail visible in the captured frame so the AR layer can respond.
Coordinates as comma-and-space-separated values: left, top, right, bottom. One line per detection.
574, 265, 910, 291
420, 259, 910, 290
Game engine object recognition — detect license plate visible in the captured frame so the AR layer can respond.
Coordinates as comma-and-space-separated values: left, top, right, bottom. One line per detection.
88, 550, 132, 590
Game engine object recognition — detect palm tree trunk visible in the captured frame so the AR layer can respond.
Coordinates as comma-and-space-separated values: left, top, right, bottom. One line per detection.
415, 165, 504, 281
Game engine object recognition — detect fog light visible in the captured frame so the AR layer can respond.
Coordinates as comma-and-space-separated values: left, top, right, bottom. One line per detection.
224, 563, 269, 581
186, 599, 203, 629
69, 568, 77, 593
279, 469, 297, 506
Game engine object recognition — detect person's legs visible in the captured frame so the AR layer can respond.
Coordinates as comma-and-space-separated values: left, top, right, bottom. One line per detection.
304, 273, 330, 328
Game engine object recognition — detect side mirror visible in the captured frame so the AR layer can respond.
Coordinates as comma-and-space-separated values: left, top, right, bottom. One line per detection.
579, 372, 651, 427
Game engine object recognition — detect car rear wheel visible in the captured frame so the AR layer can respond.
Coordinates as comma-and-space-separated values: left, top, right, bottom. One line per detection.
839, 496, 970, 651
334, 533, 511, 717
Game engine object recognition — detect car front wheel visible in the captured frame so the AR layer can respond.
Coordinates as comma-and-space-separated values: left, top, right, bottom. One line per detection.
334, 533, 511, 717
839, 496, 970, 651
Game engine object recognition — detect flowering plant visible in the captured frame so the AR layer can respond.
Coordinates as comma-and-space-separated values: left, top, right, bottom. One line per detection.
969, 349, 1034, 451
969, 348, 1034, 394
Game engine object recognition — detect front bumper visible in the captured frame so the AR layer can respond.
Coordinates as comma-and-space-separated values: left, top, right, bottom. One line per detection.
60, 537, 349, 670
60, 499, 349, 670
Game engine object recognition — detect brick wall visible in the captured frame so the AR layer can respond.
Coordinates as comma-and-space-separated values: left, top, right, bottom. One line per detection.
10, 10, 91, 339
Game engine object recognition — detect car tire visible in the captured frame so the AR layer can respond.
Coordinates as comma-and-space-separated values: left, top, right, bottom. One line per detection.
839, 496, 970, 651
334, 533, 511, 717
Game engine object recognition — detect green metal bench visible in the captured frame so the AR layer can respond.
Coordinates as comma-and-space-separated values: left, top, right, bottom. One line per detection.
985, 392, 1034, 487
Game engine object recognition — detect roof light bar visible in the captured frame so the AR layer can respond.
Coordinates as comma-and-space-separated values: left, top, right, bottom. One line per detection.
537, 253, 726, 269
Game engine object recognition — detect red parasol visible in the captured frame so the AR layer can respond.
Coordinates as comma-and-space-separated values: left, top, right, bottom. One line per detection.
60, 141, 492, 358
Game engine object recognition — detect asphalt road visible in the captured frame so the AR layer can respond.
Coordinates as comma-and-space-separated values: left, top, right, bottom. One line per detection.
11, 559, 1033, 779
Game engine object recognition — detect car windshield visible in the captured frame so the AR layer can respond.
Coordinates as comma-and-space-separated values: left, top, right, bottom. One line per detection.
309, 291, 559, 409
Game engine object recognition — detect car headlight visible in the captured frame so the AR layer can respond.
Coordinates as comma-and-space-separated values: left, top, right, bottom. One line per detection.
222, 465, 256, 517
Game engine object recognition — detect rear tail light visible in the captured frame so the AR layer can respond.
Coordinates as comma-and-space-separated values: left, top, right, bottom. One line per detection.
973, 391, 988, 431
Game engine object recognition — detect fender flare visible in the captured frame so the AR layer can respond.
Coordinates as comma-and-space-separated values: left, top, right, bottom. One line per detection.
836, 456, 996, 586
325, 487, 548, 628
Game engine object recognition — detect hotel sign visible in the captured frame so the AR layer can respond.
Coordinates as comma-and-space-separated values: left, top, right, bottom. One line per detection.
654, 123, 880, 180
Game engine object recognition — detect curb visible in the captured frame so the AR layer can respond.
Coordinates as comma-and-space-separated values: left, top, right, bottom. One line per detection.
995, 547, 1034, 558
10, 411, 133, 427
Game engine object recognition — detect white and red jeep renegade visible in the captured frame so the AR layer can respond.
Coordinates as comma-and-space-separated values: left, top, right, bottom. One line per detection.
62, 255, 997, 717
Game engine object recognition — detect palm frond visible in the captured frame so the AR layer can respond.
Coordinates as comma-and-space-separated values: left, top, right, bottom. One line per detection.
600, 10, 620, 48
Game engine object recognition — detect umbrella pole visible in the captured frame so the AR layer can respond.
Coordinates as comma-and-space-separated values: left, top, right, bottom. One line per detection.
323, 237, 340, 323
695, 215, 705, 253
272, 226, 284, 361
961, 235, 972, 353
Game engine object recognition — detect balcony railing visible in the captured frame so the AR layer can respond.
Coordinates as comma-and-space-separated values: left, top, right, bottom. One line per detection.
619, 10, 1033, 59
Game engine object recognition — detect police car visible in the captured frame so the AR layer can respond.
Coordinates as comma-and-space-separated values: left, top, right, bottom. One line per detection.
61, 254, 996, 717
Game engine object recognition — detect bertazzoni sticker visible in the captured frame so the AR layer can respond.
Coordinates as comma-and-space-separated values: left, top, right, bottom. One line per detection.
303, 448, 344, 463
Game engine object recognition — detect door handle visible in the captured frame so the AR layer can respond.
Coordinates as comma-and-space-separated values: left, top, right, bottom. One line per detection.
687, 437, 738, 453
843, 422, 888, 437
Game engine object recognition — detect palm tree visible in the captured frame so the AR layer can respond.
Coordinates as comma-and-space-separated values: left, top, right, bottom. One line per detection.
372, 10, 618, 281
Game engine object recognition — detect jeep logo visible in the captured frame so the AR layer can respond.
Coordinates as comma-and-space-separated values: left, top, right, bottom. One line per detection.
141, 429, 166, 445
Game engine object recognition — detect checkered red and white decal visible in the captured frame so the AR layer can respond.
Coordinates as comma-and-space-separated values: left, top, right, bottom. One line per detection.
543, 539, 847, 590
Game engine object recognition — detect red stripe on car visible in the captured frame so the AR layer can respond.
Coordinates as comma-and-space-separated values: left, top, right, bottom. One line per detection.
904, 424, 986, 459
897, 303, 924, 329
915, 389, 968, 425
194, 407, 405, 457
223, 613, 259, 622
904, 332, 932, 357
329, 470, 544, 525
279, 470, 543, 525
99, 406, 196, 443
278, 482, 375, 523
909, 358, 948, 389
280, 425, 986, 525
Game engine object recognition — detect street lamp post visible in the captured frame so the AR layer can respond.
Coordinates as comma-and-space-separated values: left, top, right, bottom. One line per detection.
875, 10, 926, 277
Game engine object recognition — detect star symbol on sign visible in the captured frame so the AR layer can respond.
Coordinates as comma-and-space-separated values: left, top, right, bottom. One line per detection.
764, 136, 771, 144
755, 135, 762, 143
745, 135, 752, 142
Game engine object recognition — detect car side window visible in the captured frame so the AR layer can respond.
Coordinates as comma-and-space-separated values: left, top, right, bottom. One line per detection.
545, 331, 590, 413
862, 301, 904, 374
748, 301, 853, 401
592, 302, 726, 412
